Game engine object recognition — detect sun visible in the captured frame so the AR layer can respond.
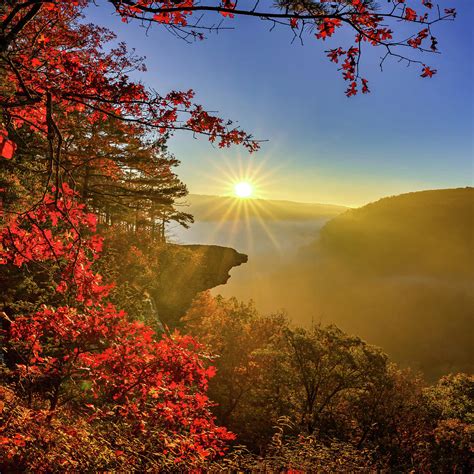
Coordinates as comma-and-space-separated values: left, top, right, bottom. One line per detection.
234, 181, 253, 198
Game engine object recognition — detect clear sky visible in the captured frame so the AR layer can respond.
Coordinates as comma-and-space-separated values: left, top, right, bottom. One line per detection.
86, 1, 473, 207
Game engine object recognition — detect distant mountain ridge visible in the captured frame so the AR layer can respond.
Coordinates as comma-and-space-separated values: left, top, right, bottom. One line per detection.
212, 187, 474, 380
316, 187, 474, 277
183, 194, 348, 222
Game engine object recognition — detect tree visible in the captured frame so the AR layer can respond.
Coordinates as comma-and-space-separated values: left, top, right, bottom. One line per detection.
283, 324, 388, 436
0, 1, 259, 161
425, 373, 474, 424
424, 373, 474, 471
56, 115, 193, 236
183, 293, 390, 449
183, 293, 291, 450
0, 187, 234, 470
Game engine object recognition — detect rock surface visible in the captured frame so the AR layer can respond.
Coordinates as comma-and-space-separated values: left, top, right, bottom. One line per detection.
152, 244, 247, 327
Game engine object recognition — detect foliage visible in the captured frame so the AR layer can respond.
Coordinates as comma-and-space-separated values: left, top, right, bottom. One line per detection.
50, 116, 193, 237
184, 292, 473, 471
424, 374, 474, 471
208, 418, 380, 472
0, 328, 234, 470
425, 373, 474, 424
184, 293, 390, 447
0, 187, 234, 470
184, 293, 291, 448
0, 1, 467, 471
0, 184, 108, 304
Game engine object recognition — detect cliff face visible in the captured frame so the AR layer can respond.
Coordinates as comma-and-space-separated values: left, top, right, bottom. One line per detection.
152, 244, 247, 327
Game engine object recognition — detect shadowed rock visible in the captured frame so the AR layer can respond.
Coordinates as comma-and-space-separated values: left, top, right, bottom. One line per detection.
152, 244, 247, 327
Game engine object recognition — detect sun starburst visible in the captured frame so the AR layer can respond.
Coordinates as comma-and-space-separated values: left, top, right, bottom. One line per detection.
234, 181, 253, 198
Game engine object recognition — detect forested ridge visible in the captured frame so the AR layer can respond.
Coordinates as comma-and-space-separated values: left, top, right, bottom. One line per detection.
318, 187, 474, 277
0, 0, 471, 471
310, 187, 474, 379
187, 194, 348, 222
211, 188, 473, 382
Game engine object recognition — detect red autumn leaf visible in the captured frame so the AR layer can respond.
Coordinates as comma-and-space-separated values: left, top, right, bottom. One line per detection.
420, 65, 437, 78
1, 139, 16, 159
316, 18, 342, 39
346, 81, 358, 97
362, 78, 370, 94
405, 8, 417, 21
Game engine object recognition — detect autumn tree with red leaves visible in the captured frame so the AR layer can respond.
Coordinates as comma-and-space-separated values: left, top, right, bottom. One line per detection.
0, 185, 234, 469
0, 0, 455, 207
0, 2, 251, 466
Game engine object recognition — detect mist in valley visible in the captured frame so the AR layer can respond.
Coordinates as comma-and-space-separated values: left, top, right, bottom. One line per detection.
176, 189, 474, 380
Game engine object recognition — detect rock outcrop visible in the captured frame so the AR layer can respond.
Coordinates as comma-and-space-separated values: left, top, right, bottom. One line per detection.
152, 244, 247, 327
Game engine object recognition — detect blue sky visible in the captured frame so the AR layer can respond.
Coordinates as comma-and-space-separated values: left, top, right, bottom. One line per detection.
86, 1, 473, 206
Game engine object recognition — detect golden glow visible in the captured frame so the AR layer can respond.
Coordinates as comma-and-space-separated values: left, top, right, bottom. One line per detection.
188, 152, 287, 253
234, 181, 253, 198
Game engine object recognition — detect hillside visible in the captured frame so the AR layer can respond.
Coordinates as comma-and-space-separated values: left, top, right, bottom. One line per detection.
212, 188, 474, 380
173, 194, 347, 257
184, 194, 348, 222
317, 187, 474, 277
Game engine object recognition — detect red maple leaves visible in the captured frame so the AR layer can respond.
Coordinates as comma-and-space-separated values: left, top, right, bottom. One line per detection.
408, 28, 429, 48
421, 65, 437, 78
316, 18, 342, 40
405, 7, 418, 21
326, 46, 370, 98
0, 183, 234, 465
1, 2, 259, 153
5, 302, 234, 465
0, 184, 110, 303
0, 129, 16, 159
314, 0, 452, 95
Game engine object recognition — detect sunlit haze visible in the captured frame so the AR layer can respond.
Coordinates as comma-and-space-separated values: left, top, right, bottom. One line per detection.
85, 2, 473, 207
234, 181, 253, 198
